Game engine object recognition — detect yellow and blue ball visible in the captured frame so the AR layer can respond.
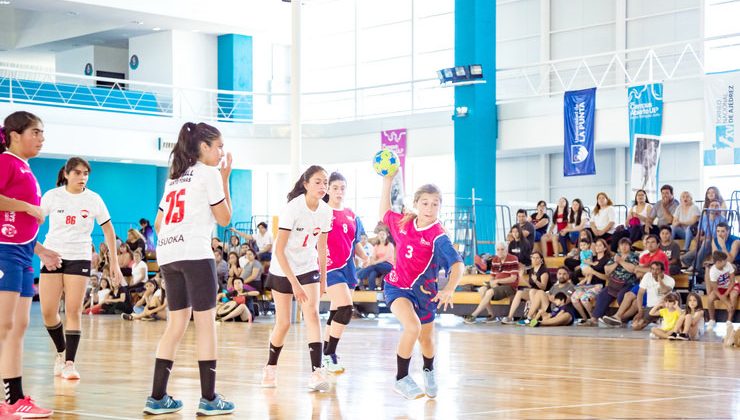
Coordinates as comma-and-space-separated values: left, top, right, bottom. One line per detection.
373, 149, 400, 177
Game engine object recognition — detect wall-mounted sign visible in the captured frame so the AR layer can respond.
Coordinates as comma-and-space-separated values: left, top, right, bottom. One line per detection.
84, 63, 93, 76
129, 54, 139, 70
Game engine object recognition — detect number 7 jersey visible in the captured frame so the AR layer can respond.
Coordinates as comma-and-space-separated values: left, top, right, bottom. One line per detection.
382, 210, 461, 290
156, 162, 225, 266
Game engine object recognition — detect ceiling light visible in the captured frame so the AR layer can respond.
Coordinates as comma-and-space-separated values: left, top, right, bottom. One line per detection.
120, 159, 133, 163
152, 27, 161, 31
132, 20, 143, 25
0, 1, 11, 5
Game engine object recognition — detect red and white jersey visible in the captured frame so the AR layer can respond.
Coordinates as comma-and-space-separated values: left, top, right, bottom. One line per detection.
0, 152, 41, 245
327, 207, 364, 272
270, 195, 333, 277
41, 187, 111, 260
383, 210, 461, 290
156, 162, 225, 266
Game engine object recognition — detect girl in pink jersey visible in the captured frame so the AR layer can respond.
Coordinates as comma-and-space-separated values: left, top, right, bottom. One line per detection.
379, 174, 464, 400
321, 172, 368, 374
0, 111, 60, 418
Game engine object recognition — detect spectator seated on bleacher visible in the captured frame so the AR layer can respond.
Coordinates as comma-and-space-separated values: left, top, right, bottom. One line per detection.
635, 235, 670, 279
240, 248, 263, 292
117, 242, 134, 285
126, 228, 147, 257
680, 200, 726, 274
357, 230, 395, 291
122, 279, 167, 321
644, 184, 679, 236
507, 225, 532, 267
463, 243, 519, 324
541, 197, 569, 257
225, 234, 241, 255
586, 238, 640, 327
84, 276, 131, 315
572, 239, 611, 325
703, 186, 727, 210
355, 233, 374, 268
559, 198, 589, 257
139, 218, 156, 252
510, 209, 536, 249
525, 266, 576, 323
674, 292, 705, 341
647, 292, 682, 340
563, 230, 594, 273
501, 251, 549, 324
588, 193, 617, 243
611, 189, 652, 252
671, 191, 700, 252
227, 251, 243, 290
212, 237, 227, 260
602, 260, 674, 329
214, 249, 229, 287
712, 222, 740, 273
530, 200, 550, 248
216, 278, 254, 323
659, 226, 682, 275
529, 291, 578, 327
706, 251, 738, 332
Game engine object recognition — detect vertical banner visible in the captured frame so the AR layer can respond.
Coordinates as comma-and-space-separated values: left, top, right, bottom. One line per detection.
630, 135, 662, 197
704, 71, 740, 166
381, 128, 407, 213
563, 88, 596, 176
627, 83, 663, 198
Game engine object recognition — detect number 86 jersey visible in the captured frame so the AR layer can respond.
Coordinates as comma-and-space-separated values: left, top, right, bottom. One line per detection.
382, 210, 461, 290
156, 162, 225, 266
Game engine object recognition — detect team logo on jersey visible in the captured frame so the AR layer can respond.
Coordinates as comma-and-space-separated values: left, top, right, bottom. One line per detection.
399, 229, 407, 235
313, 227, 321, 236
1, 224, 17, 238
420, 238, 432, 247
80, 209, 90, 219
345, 215, 354, 221
387, 270, 398, 283
326, 256, 333, 267
296, 227, 304, 232
56, 209, 65, 214
4, 212, 15, 222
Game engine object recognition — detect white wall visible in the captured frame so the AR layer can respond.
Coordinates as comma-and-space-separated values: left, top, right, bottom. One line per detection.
128, 31, 173, 86
171, 31, 218, 117
93, 46, 129, 78
0, 51, 55, 71
54, 46, 94, 85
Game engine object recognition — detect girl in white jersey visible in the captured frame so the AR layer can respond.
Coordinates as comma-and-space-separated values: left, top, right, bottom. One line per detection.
261, 165, 333, 392
39, 157, 123, 381
143, 122, 235, 417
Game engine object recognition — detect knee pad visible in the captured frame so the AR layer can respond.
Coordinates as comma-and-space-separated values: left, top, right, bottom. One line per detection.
332, 305, 353, 325
326, 309, 337, 326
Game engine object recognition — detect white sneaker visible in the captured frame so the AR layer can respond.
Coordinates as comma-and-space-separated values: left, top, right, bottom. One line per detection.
707, 320, 716, 331
261, 365, 277, 388
54, 353, 64, 377
307, 368, 330, 392
323, 354, 345, 374
649, 333, 658, 340
61, 361, 80, 380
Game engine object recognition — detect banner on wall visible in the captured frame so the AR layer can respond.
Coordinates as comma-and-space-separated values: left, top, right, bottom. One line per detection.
630, 135, 662, 198
704, 71, 740, 166
627, 83, 663, 198
381, 128, 407, 213
563, 88, 596, 176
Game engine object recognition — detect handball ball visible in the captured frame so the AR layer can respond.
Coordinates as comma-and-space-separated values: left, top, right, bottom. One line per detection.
373, 149, 400, 177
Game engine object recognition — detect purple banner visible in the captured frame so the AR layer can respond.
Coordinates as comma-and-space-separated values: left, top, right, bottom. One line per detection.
381, 128, 407, 183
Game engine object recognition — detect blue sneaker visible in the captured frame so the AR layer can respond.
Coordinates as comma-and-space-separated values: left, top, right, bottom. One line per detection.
422, 369, 438, 398
393, 375, 424, 400
196, 394, 235, 416
143, 394, 183, 415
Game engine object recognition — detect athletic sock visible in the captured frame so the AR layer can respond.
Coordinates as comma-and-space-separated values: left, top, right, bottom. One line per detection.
423, 355, 434, 371
308, 342, 322, 371
151, 358, 173, 400
46, 322, 66, 353
396, 355, 411, 381
65, 330, 81, 362
325, 336, 340, 356
267, 342, 283, 366
198, 360, 217, 401
3, 377, 23, 405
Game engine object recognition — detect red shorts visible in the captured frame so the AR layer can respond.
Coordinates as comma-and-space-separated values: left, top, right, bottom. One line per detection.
717, 283, 740, 296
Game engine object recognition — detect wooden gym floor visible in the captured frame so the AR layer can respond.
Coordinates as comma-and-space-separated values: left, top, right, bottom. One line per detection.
18, 303, 740, 419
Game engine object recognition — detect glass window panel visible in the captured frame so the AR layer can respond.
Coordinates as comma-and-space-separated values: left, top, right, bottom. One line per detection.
414, 0, 454, 18
357, 56, 411, 86
414, 13, 454, 53
414, 49, 453, 80
358, 22, 412, 62
358, 0, 412, 27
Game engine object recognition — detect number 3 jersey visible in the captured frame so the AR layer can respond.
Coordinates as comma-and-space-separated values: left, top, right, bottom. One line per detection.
156, 162, 225, 266
326, 207, 365, 273
382, 210, 461, 290
40, 187, 111, 261
269, 195, 333, 277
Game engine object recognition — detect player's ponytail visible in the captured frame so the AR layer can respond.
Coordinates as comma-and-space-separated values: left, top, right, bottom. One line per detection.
399, 184, 442, 228
170, 122, 221, 179
322, 171, 346, 203
56, 156, 92, 187
287, 165, 327, 202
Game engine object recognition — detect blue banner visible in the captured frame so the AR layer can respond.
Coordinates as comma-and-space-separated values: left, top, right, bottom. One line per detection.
563, 87, 596, 176
627, 83, 663, 159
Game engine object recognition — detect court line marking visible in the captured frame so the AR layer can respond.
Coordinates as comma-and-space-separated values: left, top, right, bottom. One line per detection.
53, 410, 141, 420
454, 391, 735, 417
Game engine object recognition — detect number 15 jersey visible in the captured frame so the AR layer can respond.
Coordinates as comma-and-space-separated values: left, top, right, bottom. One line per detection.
156, 162, 225, 266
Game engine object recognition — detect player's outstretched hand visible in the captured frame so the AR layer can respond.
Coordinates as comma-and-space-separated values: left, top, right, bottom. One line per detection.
432, 288, 454, 311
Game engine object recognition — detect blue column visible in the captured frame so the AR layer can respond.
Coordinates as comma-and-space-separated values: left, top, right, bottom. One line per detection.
455, 0, 497, 253
217, 34, 253, 121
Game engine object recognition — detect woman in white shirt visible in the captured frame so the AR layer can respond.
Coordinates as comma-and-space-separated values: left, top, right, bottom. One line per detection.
261, 165, 333, 392
589, 192, 616, 243
672, 191, 700, 251
39, 157, 124, 381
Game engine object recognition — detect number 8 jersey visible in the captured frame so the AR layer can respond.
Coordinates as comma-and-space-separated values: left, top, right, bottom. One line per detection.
156, 162, 225, 266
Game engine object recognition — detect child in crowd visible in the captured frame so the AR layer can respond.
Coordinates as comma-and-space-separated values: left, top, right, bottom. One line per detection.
669, 292, 704, 341
529, 292, 576, 327
706, 251, 738, 331
649, 292, 681, 339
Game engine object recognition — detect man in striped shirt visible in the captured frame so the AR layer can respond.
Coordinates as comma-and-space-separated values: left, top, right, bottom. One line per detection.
463, 243, 520, 324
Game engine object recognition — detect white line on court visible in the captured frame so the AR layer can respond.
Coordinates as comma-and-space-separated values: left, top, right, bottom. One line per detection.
52, 410, 142, 420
